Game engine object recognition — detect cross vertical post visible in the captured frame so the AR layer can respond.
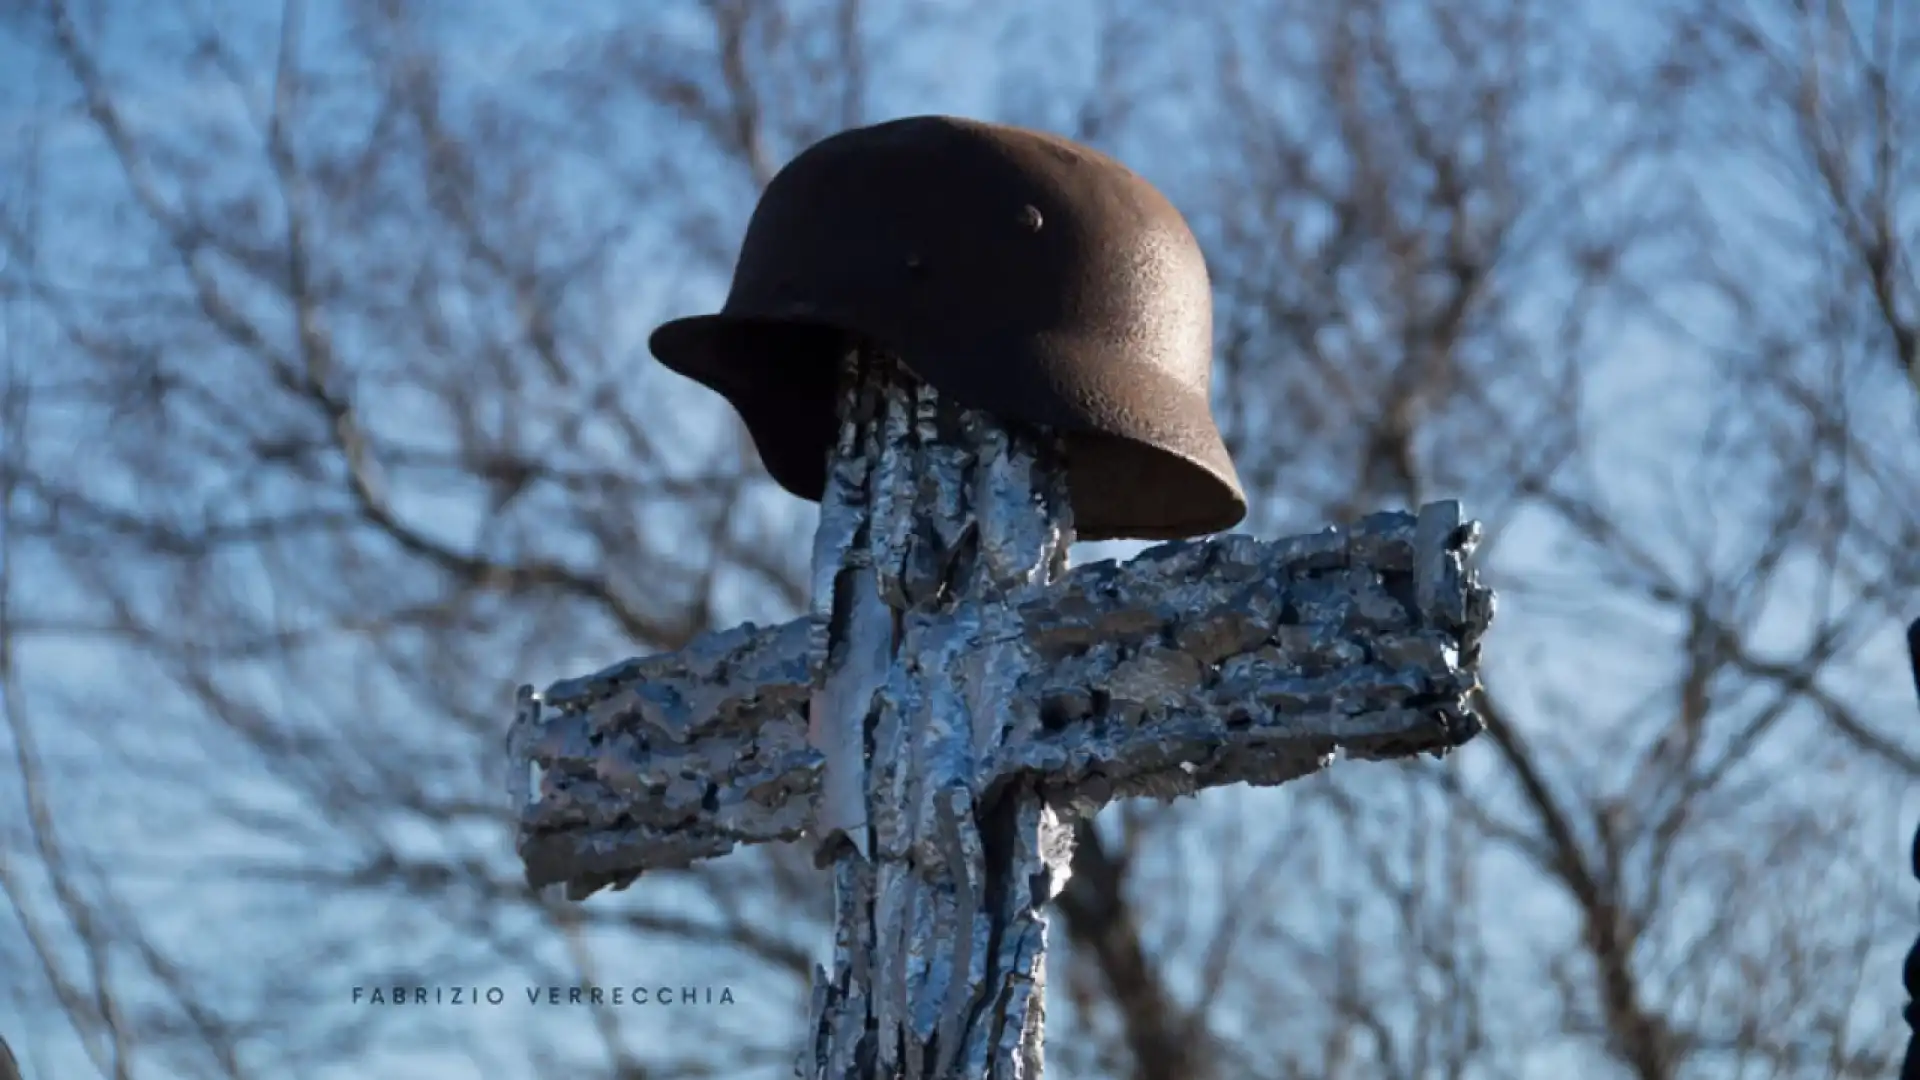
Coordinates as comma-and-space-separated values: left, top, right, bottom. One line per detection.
800, 352, 1077, 1079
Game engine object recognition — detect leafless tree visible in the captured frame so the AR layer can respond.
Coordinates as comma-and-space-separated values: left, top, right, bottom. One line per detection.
1132, 1, 1916, 1077
0, 0, 1911, 1078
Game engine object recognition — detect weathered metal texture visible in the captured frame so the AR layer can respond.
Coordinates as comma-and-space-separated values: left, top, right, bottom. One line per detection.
647, 115, 1245, 542
508, 450, 1492, 907
798, 354, 1076, 1080
508, 354, 1494, 1079
507, 620, 819, 898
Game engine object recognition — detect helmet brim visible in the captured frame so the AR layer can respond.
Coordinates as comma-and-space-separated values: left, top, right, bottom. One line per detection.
648, 314, 1247, 542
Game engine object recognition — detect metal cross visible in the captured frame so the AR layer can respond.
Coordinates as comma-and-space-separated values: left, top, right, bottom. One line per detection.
506, 350, 1494, 1080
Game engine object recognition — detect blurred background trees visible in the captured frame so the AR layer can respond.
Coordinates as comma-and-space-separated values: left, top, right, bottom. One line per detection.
0, 0, 1913, 1077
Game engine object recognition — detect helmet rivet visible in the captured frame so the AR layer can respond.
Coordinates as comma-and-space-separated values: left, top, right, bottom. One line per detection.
1018, 205, 1044, 232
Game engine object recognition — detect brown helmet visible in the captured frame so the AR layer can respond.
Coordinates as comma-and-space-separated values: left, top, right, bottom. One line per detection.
648, 115, 1245, 541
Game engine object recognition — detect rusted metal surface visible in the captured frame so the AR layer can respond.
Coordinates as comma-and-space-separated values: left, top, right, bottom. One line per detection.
648, 115, 1245, 541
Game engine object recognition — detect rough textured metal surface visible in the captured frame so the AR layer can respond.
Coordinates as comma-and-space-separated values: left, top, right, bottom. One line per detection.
504, 350, 1497, 1079
793, 353, 1077, 1080
509, 617, 819, 899
998, 499, 1490, 815
508, 503, 1491, 899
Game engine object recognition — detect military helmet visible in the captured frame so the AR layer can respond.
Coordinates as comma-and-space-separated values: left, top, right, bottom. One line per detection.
648, 115, 1245, 541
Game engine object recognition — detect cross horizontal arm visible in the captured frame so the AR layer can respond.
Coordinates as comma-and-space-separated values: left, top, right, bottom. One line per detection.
510, 616, 823, 896
986, 501, 1493, 814
507, 502, 1494, 898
